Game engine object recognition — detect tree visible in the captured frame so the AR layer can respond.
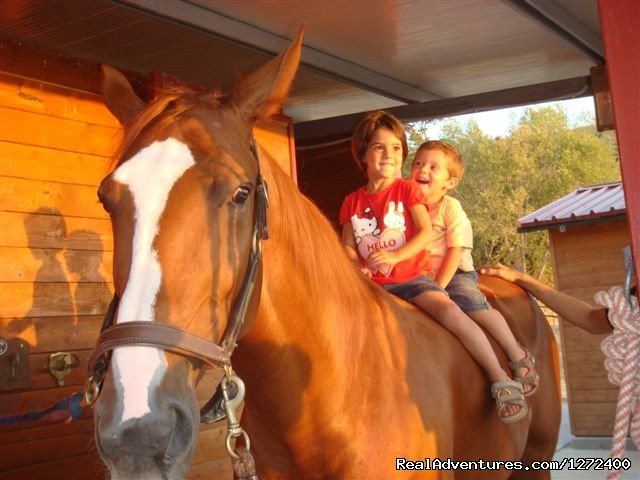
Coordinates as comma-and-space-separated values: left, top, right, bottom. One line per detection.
412, 105, 620, 281
403, 120, 432, 177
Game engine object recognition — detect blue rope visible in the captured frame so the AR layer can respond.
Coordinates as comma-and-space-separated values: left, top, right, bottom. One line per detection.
0, 392, 83, 426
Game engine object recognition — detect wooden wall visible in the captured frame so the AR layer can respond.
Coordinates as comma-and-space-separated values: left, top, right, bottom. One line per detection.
550, 219, 630, 436
0, 43, 118, 478
0, 39, 296, 480
253, 114, 294, 180
296, 136, 362, 231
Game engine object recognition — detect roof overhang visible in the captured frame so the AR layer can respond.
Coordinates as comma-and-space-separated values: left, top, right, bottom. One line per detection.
0, 0, 603, 136
518, 182, 626, 233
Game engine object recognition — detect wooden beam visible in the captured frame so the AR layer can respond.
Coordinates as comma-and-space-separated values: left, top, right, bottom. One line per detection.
503, 0, 604, 61
0, 38, 147, 98
295, 76, 592, 144
118, 0, 438, 103
598, 0, 640, 291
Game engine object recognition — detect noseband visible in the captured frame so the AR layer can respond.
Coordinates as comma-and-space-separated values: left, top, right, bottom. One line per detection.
85, 138, 269, 420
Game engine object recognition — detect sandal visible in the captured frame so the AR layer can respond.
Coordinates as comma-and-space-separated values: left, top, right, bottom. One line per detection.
509, 347, 539, 397
491, 380, 528, 424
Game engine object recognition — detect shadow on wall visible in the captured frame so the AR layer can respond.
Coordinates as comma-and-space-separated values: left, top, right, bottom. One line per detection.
64, 229, 112, 324
6, 209, 112, 343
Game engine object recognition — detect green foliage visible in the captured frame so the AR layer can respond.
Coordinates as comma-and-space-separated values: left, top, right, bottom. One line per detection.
404, 121, 431, 177
408, 105, 620, 281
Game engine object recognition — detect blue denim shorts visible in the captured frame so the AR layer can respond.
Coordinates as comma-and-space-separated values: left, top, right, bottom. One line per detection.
445, 270, 491, 313
382, 275, 446, 303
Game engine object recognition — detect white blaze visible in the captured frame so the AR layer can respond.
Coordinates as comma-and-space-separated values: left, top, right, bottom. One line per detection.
112, 138, 195, 422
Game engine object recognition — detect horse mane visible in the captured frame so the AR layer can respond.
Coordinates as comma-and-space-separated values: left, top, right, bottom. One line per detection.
111, 86, 398, 348
113, 88, 222, 167
263, 155, 393, 342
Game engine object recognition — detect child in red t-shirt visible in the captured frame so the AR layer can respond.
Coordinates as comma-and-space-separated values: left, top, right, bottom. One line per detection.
340, 111, 528, 423
339, 113, 432, 285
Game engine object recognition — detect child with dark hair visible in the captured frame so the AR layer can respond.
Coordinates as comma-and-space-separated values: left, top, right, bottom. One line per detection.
340, 114, 531, 423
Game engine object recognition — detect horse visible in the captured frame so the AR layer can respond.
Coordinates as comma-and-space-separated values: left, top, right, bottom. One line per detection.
89, 28, 561, 480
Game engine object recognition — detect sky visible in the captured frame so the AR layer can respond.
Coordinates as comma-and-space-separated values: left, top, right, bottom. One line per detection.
423, 96, 596, 139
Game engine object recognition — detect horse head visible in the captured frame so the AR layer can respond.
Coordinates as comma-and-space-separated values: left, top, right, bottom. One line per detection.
91, 28, 304, 480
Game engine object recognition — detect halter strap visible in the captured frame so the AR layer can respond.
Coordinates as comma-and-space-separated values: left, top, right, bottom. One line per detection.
220, 137, 268, 352
86, 136, 268, 411
88, 321, 231, 369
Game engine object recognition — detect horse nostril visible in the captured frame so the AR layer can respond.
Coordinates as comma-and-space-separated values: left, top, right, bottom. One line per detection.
96, 403, 196, 473
163, 404, 196, 463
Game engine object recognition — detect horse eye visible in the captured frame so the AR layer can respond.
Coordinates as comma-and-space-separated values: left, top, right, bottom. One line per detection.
232, 185, 252, 204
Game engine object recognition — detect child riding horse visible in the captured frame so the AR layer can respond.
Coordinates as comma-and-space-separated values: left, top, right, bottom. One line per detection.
90, 28, 561, 479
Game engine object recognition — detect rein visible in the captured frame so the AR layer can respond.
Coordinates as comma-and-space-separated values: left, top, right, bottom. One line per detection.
85, 137, 268, 477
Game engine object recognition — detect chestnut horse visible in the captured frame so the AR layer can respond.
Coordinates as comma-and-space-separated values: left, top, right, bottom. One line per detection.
91, 29, 561, 480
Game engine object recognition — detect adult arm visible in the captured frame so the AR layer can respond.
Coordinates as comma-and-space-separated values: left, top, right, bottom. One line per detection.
479, 263, 611, 334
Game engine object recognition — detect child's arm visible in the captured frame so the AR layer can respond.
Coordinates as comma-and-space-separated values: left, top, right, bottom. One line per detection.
435, 199, 471, 288
435, 246, 463, 288
341, 223, 359, 261
368, 204, 432, 268
342, 223, 372, 277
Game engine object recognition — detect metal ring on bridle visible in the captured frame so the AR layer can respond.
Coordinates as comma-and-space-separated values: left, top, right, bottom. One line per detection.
84, 375, 100, 405
226, 429, 251, 460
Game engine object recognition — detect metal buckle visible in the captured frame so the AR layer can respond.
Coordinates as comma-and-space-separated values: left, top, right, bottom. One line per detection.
222, 374, 251, 459
84, 375, 100, 405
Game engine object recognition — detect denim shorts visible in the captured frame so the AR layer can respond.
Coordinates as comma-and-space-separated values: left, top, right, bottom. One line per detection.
446, 270, 491, 313
382, 275, 446, 303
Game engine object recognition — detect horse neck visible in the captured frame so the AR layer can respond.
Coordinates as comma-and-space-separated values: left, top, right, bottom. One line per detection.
235, 162, 400, 383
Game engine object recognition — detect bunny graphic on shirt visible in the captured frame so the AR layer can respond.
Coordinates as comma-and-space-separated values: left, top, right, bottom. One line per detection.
383, 201, 406, 232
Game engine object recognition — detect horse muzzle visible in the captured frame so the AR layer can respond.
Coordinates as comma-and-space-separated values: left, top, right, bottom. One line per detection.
94, 370, 199, 480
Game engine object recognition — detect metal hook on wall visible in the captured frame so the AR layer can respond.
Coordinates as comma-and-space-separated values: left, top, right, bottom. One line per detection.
48, 352, 79, 387
0, 338, 32, 391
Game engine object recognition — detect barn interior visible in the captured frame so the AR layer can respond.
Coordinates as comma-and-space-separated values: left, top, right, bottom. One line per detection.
0, 1, 637, 478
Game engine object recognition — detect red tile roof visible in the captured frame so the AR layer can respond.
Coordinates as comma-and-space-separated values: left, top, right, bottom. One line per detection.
518, 182, 626, 232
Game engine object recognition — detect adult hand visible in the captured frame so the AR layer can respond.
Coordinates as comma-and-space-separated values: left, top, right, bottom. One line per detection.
481, 263, 612, 334
479, 263, 522, 283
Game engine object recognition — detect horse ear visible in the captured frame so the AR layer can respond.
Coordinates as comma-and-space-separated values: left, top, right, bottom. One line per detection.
101, 65, 146, 125
230, 25, 305, 121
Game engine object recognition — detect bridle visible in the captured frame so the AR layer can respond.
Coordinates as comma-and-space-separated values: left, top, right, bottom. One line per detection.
85, 137, 268, 448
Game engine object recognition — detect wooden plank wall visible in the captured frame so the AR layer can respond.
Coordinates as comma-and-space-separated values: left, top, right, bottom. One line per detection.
255, 114, 298, 181
0, 61, 117, 479
0, 40, 241, 479
550, 219, 630, 436
296, 136, 362, 231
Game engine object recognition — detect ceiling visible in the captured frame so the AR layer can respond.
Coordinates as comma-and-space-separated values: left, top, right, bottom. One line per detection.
0, 0, 602, 136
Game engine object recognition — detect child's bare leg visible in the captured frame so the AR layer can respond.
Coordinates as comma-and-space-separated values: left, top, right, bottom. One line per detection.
468, 309, 536, 394
467, 310, 524, 359
412, 291, 522, 417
